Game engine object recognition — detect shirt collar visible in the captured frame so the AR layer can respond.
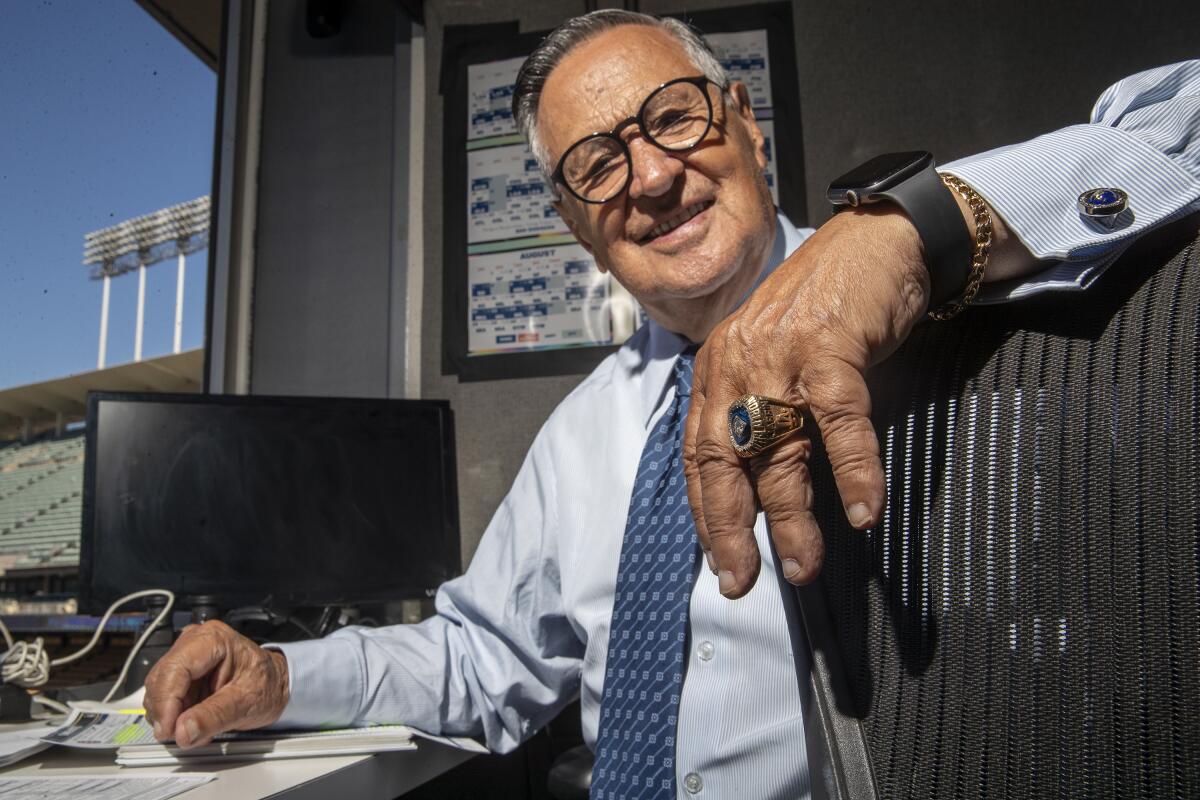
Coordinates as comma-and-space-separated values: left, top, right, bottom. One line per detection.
636, 211, 811, 425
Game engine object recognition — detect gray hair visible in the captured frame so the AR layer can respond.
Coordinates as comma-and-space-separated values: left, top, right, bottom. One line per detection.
512, 10, 728, 190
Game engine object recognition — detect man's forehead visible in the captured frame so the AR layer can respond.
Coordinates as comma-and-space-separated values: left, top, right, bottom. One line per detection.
539, 26, 699, 154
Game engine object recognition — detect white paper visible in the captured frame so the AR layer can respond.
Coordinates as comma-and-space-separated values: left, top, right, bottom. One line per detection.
0, 774, 212, 800
469, 243, 623, 354
218, 723, 413, 742
0, 724, 54, 769
467, 144, 567, 244
467, 57, 525, 140
40, 711, 157, 749
708, 30, 773, 109
116, 741, 417, 768
44, 711, 427, 751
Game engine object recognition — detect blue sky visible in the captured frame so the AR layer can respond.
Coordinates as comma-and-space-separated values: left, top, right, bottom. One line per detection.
0, 0, 216, 389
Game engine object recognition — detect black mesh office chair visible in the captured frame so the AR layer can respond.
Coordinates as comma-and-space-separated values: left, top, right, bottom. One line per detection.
801, 216, 1200, 799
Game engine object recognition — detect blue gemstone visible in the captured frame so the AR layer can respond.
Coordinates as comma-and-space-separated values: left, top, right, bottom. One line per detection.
1092, 189, 1118, 205
729, 406, 752, 446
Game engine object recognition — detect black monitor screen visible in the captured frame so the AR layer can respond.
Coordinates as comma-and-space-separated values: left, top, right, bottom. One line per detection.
79, 392, 460, 613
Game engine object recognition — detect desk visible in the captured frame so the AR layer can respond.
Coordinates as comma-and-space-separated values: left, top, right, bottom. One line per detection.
1, 740, 475, 799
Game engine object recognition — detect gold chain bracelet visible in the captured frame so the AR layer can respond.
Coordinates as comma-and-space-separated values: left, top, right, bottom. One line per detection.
929, 174, 993, 321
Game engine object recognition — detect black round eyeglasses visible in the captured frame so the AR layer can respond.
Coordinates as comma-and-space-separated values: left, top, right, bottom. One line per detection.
550, 76, 724, 204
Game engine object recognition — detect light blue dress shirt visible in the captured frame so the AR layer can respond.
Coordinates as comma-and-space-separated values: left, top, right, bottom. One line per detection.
273, 61, 1200, 799
951, 59, 1200, 300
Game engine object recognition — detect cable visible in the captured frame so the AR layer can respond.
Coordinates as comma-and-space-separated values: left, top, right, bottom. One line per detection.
31, 694, 70, 715
97, 590, 175, 703
0, 634, 50, 687
0, 589, 175, 708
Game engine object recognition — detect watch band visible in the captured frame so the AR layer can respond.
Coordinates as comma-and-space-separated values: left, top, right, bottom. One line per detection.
874, 163, 973, 309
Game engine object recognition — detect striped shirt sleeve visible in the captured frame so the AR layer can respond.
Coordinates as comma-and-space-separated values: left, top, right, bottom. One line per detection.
943, 59, 1200, 302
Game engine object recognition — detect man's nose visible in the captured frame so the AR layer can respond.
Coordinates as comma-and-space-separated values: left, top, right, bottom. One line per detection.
627, 137, 684, 199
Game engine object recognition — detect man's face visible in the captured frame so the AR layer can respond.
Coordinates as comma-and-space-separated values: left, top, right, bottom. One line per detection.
538, 26, 776, 328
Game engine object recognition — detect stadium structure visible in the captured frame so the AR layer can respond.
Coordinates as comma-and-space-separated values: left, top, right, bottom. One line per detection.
0, 198, 207, 605
0, 351, 202, 599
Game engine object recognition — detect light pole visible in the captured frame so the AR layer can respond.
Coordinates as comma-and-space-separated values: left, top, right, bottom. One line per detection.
84, 196, 210, 368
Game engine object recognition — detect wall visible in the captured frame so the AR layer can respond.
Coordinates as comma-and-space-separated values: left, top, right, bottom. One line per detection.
251, 0, 410, 397
419, 0, 1198, 562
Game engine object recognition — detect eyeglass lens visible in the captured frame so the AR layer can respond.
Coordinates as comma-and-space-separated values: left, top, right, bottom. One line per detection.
562, 80, 711, 202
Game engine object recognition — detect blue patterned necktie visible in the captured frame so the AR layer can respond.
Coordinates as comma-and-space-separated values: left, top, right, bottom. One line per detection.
592, 352, 698, 800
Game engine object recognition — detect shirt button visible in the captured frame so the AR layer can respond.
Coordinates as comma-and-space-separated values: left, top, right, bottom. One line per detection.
696, 641, 714, 662
684, 772, 703, 793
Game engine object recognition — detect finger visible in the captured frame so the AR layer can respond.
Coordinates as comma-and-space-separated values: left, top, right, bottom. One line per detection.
695, 374, 761, 598
207, 645, 239, 694
144, 680, 188, 742
804, 358, 885, 528
143, 627, 228, 741
175, 682, 251, 749
683, 344, 712, 572
749, 433, 825, 584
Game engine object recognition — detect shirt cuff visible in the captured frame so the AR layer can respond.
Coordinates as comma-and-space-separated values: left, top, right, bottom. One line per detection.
943, 123, 1200, 302
264, 637, 365, 729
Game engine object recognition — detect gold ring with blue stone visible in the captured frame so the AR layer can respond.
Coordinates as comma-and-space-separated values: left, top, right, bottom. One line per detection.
728, 394, 806, 458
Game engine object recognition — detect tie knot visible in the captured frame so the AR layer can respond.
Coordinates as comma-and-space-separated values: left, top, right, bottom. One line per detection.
674, 350, 696, 398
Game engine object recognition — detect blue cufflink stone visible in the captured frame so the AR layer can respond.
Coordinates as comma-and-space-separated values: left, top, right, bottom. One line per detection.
1077, 187, 1128, 222
729, 405, 752, 447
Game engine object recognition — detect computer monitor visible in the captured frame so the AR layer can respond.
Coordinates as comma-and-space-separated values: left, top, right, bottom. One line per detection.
79, 392, 460, 614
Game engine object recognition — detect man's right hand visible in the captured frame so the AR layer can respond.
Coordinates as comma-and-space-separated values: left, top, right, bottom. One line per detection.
142, 620, 290, 749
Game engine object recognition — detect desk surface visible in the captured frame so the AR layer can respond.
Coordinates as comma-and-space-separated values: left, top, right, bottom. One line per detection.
1, 740, 474, 799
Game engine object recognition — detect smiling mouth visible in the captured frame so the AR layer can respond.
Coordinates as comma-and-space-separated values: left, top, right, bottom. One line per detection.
639, 200, 714, 244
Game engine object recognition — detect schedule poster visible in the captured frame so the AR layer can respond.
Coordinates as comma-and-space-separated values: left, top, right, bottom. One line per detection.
461, 29, 778, 357
443, 4, 804, 380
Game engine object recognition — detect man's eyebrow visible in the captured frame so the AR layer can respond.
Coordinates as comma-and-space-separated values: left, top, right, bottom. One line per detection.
578, 77, 660, 129
582, 99, 634, 135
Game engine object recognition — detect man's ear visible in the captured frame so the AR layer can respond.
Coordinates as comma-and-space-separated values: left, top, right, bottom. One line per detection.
553, 199, 605, 271
727, 81, 767, 173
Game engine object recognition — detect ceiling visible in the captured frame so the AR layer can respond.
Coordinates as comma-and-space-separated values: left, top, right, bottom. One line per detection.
135, 0, 222, 70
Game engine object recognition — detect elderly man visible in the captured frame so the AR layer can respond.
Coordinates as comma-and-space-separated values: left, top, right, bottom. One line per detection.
144, 10, 1200, 798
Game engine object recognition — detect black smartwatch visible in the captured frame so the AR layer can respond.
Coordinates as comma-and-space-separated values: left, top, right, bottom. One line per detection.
827, 151, 972, 308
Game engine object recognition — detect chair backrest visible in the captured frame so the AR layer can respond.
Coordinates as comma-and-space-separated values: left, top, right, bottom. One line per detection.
802, 218, 1200, 799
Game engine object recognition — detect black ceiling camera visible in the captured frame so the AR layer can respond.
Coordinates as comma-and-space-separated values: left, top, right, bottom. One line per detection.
306, 0, 344, 38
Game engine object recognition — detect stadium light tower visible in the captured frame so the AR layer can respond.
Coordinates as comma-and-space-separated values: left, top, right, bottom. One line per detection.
83, 196, 210, 368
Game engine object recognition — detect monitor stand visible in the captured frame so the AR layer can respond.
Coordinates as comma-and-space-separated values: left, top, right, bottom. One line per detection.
120, 595, 223, 698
